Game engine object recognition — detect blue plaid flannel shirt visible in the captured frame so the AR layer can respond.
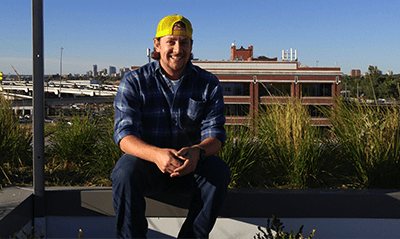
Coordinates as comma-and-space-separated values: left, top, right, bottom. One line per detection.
113, 61, 226, 150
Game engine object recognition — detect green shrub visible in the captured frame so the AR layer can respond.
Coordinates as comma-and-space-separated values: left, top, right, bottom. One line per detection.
323, 98, 400, 188
0, 96, 32, 186
0, 96, 33, 166
218, 125, 263, 187
254, 99, 326, 188
47, 114, 101, 164
45, 112, 122, 186
3, 94, 400, 189
91, 113, 123, 183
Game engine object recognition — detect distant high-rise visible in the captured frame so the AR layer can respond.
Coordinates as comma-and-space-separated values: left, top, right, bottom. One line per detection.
93, 64, 98, 76
99, 68, 108, 76
120, 67, 131, 77
109, 66, 116, 76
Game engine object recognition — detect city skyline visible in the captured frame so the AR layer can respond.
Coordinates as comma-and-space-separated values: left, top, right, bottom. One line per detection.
1, 0, 400, 76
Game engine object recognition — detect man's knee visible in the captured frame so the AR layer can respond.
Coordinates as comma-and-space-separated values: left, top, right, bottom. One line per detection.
217, 157, 231, 187
200, 156, 231, 187
110, 154, 144, 185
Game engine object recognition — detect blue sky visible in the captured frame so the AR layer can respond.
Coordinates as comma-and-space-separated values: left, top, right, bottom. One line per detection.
1, 0, 399, 75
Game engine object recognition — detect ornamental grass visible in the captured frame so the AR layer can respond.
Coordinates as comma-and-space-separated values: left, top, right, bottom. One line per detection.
2, 96, 400, 189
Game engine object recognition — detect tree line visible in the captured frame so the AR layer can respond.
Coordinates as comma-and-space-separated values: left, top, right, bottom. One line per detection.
342, 65, 400, 101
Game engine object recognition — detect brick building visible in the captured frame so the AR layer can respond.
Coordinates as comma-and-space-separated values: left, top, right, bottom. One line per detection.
230, 45, 253, 61
131, 45, 343, 126
351, 69, 361, 77
193, 45, 343, 126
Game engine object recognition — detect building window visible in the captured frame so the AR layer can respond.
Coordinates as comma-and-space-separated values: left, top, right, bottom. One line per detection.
301, 83, 332, 97
308, 105, 328, 117
259, 83, 291, 96
221, 83, 250, 96
224, 104, 250, 116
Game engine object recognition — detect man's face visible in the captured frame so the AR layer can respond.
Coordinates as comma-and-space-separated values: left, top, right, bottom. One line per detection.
154, 35, 192, 79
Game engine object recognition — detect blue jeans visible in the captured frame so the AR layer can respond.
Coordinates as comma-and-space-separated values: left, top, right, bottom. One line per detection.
110, 153, 231, 239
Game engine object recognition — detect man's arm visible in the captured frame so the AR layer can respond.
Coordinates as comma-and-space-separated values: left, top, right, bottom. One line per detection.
195, 137, 222, 157
119, 135, 184, 174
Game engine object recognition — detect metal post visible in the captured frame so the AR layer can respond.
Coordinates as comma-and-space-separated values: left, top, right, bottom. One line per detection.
60, 47, 63, 77
147, 48, 151, 63
59, 47, 63, 115
32, 0, 45, 219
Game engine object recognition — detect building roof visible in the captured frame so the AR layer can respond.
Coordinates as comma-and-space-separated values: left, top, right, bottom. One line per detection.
192, 60, 343, 78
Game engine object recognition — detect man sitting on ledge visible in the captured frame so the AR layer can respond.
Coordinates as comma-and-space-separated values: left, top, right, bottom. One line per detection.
111, 14, 231, 239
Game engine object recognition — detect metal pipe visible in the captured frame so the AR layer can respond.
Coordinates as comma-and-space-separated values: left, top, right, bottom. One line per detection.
290, 48, 293, 61
32, 0, 45, 218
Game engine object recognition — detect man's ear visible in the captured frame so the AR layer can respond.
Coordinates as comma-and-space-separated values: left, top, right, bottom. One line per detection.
153, 38, 160, 51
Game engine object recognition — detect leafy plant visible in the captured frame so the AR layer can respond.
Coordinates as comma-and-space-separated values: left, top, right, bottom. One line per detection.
78, 228, 84, 239
254, 215, 315, 239
10, 226, 44, 239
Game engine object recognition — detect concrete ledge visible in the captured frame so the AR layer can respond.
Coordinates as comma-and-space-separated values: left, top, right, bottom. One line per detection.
42, 187, 400, 219
220, 188, 400, 219
2, 186, 400, 238
0, 186, 33, 237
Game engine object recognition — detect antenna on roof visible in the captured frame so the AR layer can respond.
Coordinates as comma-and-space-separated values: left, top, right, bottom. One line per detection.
282, 48, 297, 61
